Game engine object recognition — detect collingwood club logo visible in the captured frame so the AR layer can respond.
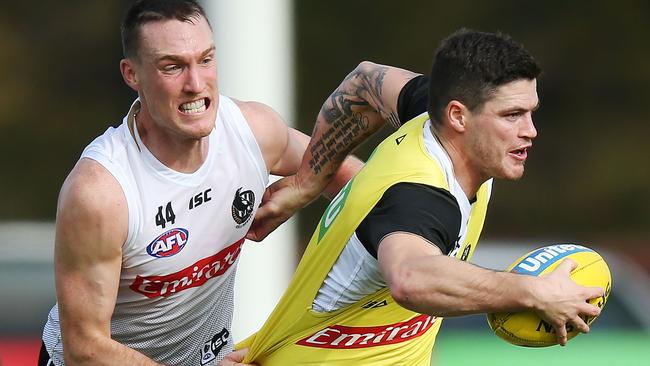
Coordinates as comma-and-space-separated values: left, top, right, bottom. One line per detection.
232, 187, 255, 227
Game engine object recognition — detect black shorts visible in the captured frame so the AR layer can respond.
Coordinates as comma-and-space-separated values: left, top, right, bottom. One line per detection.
38, 341, 52, 366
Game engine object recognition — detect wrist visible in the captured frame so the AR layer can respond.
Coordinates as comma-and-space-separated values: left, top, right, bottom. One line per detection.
294, 171, 324, 204
492, 271, 539, 312
515, 274, 542, 311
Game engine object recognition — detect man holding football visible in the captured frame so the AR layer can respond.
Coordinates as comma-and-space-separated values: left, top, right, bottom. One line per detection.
224, 29, 604, 365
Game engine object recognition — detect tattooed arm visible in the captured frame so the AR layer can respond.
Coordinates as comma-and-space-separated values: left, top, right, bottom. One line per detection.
307, 61, 419, 176
246, 62, 420, 241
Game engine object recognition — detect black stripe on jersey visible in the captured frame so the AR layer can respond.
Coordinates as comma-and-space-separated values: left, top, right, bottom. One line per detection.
397, 75, 429, 123
355, 182, 461, 258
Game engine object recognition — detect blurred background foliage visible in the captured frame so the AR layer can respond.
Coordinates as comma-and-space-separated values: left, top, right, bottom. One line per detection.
0, 0, 648, 248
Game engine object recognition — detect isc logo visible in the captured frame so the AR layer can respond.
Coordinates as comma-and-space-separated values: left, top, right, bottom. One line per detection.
147, 228, 189, 258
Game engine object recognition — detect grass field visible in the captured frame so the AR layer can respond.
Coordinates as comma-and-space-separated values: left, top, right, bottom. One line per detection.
434, 330, 650, 366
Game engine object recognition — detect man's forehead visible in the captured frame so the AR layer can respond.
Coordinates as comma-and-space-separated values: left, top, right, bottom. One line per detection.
490, 79, 539, 108
138, 17, 214, 58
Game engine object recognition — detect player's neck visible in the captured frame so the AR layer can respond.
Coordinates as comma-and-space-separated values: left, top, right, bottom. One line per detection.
135, 112, 209, 174
432, 129, 484, 199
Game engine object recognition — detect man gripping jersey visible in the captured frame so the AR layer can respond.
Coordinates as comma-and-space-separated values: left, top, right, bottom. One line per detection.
39, 1, 372, 365
222, 29, 605, 365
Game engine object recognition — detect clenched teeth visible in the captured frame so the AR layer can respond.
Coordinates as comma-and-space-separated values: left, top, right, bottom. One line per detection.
179, 98, 207, 114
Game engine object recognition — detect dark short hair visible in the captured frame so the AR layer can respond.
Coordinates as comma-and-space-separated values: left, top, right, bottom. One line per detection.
428, 29, 541, 125
121, 0, 210, 60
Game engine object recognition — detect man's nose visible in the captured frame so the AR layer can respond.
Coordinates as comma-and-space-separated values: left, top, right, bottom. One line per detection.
521, 113, 537, 139
183, 65, 204, 93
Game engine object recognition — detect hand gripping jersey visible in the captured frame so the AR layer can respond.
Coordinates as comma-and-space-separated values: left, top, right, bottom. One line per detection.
239, 114, 490, 365
42, 96, 268, 366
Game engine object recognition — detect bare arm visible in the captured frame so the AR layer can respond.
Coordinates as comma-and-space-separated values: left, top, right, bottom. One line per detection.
377, 233, 604, 346
301, 61, 418, 189
261, 124, 362, 200
244, 62, 419, 240
238, 100, 363, 241
56, 159, 163, 366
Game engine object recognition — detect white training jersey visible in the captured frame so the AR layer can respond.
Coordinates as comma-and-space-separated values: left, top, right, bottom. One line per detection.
313, 119, 493, 312
42, 96, 268, 366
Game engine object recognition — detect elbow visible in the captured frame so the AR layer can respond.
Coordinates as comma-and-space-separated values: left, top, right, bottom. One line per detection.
64, 348, 94, 366
388, 283, 412, 310
345, 61, 380, 89
62, 332, 105, 365
386, 266, 448, 316
386, 268, 420, 311
356, 60, 380, 74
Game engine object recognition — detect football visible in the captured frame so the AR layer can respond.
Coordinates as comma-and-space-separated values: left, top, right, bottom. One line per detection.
486, 244, 612, 347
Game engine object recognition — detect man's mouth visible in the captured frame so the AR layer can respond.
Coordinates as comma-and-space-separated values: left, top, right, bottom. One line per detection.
179, 98, 209, 114
509, 146, 529, 160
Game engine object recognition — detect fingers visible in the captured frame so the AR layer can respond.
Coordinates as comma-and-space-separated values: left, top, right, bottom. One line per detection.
246, 223, 273, 242
556, 258, 578, 274
223, 348, 247, 362
553, 261, 604, 304
582, 300, 602, 317
246, 218, 270, 242
550, 295, 601, 346
246, 217, 267, 242
587, 285, 605, 300
538, 263, 606, 346
555, 323, 568, 346
246, 200, 280, 242
219, 348, 257, 366
247, 207, 288, 242
570, 313, 591, 334
246, 213, 289, 242
245, 174, 312, 241
245, 230, 261, 242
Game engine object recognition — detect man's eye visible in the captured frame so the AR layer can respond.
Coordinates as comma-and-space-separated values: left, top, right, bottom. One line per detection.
201, 57, 213, 65
506, 112, 522, 119
164, 64, 181, 72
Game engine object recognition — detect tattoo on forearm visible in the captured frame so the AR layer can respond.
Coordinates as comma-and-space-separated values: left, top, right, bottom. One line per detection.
308, 64, 400, 175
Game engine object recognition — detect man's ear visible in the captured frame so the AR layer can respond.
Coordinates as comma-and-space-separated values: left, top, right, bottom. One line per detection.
120, 58, 139, 92
445, 100, 468, 133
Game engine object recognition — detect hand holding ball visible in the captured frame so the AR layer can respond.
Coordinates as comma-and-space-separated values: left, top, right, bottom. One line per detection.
487, 244, 611, 347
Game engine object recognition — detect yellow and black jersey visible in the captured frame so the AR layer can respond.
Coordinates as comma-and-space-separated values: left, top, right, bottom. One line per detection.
239, 110, 491, 365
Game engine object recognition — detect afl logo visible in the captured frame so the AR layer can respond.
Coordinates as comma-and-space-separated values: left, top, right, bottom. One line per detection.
147, 228, 189, 258
232, 187, 255, 227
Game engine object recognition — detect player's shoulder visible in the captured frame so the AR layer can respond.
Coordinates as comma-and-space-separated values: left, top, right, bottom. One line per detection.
232, 98, 290, 154
233, 99, 283, 125
56, 158, 128, 255
58, 158, 127, 224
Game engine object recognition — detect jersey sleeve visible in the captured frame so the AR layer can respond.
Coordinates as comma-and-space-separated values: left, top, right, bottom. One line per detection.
397, 75, 429, 123
355, 182, 461, 258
